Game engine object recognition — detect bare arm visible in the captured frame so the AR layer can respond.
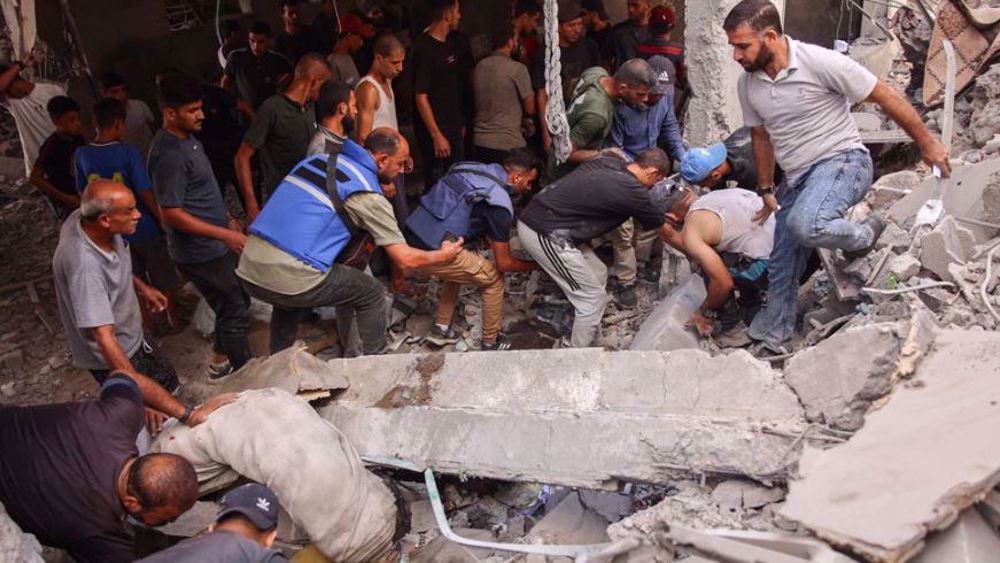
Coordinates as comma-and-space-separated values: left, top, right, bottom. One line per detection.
866, 81, 950, 175
162, 207, 246, 253
234, 143, 260, 222
415, 93, 451, 158
521, 93, 536, 117
566, 145, 602, 164
0, 62, 23, 94
658, 222, 684, 253
384, 239, 464, 270
750, 125, 779, 224
684, 231, 734, 310
30, 164, 79, 207
355, 81, 379, 143
491, 240, 537, 272
537, 89, 551, 151
92, 324, 136, 373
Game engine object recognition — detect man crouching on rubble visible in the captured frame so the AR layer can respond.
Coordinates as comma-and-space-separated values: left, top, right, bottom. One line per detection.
663, 144, 778, 347
724, 0, 950, 353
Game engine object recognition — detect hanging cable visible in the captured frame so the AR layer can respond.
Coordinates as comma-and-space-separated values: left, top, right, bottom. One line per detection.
543, 0, 572, 164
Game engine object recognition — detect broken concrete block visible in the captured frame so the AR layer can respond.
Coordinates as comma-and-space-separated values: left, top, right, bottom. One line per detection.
920, 216, 976, 282
781, 329, 1000, 562
321, 349, 806, 488
0, 501, 43, 563
711, 480, 786, 514
784, 323, 902, 432
526, 492, 610, 545
888, 253, 921, 282
631, 274, 704, 351
889, 158, 1000, 241
912, 509, 1000, 563
410, 528, 499, 562
874, 170, 922, 192
876, 220, 911, 253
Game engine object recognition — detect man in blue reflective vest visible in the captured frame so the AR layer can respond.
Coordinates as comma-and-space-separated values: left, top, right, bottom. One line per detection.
237, 126, 463, 356
404, 148, 540, 350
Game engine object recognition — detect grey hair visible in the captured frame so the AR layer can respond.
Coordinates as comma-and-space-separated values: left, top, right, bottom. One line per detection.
80, 194, 115, 222
614, 59, 657, 89
364, 128, 403, 156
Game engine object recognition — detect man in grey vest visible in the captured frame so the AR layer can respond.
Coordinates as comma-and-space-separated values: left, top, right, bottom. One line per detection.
404, 149, 540, 350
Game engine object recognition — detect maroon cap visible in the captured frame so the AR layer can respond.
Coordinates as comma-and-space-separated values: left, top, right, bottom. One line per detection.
649, 5, 676, 34
340, 13, 375, 39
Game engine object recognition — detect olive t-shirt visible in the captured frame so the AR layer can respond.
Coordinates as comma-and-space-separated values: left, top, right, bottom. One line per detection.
548, 66, 615, 180
0, 375, 143, 563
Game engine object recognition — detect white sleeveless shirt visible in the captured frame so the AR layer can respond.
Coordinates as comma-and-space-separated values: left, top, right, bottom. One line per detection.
355, 76, 398, 131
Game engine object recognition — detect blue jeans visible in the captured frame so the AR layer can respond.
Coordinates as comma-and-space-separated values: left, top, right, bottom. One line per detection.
749, 149, 874, 349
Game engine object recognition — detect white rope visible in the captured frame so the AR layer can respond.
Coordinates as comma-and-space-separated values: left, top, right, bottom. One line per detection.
543, 0, 572, 164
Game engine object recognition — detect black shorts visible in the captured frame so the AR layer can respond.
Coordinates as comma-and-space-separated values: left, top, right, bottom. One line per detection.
90, 336, 179, 393
129, 237, 180, 291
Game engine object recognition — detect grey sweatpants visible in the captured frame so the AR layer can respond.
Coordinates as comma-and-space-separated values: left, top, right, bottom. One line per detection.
518, 222, 610, 347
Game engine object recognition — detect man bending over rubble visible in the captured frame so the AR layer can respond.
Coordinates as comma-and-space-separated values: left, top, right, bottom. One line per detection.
0, 370, 234, 562
518, 148, 675, 347
724, 0, 950, 353
405, 148, 541, 350
237, 126, 463, 357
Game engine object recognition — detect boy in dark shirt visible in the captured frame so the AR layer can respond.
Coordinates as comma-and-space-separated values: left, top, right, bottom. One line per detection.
76, 97, 180, 330
30, 96, 84, 219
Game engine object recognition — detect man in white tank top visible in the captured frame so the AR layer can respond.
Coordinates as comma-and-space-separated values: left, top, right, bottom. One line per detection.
356, 34, 404, 142
356, 33, 408, 228
661, 156, 777, 344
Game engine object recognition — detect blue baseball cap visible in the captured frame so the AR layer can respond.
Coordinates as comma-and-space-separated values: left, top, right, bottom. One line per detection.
680, 143, 728, 184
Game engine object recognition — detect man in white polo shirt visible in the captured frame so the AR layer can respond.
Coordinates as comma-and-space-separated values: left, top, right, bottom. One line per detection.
722, 0, 949, 352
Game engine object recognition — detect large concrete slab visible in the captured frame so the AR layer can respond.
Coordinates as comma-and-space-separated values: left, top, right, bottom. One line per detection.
887, 158, 1000, 241
781, 329, 1000, 562
320, 348, 806, 488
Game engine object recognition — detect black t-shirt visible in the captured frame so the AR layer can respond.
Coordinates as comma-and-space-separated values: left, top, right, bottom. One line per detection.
36, 132, 84, 203
404, 201, 513, 250
530, 38, 602, 100
519, 155, 665, 244
412, 30, 474, 134
224, 48, 293, 110
609, 20, 650, 68
197, 85, 245, 177
275, 30, 319, 66
0, 375, 143, 563
136, 529, 288, 563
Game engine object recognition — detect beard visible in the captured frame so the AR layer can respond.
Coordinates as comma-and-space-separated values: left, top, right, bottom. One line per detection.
741, 43, 774, 73
343, 115, 356, 135
377, 171, 395, 184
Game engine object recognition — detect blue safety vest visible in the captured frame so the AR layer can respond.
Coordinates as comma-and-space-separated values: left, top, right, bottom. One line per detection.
249, 140, 382, 272
405, 162, 514, 248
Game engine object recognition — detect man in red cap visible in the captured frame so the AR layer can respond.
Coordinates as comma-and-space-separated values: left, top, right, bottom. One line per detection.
327, 13, 375, 87
637, 4, 686, 96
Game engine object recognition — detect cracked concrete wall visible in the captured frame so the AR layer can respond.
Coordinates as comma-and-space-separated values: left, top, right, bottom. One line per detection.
684, 0, 784, 146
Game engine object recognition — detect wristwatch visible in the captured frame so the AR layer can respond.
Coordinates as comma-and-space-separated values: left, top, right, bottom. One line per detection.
699, 308, 718, 320
757, 184, 776, 196
179, 405, 194, 424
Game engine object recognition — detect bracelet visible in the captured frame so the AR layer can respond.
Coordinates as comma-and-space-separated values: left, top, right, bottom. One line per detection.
757, 185, 776, 196
179, 405, 194, 424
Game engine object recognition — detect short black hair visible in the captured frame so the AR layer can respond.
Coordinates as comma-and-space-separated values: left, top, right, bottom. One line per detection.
514, 0, 541, 18
373, 31, 404, 57
635, 148, 671, 176
491, 26, 515, 50
723, 0, 783, 34
503, 147, 538, 173
99, 71, 125, 92
364, 128, 403, 156
94, 97, 127, 130
427, 0, 458, 23
127, 454, 198, 513
315, 80, 352, 120
279, 0, 301, 9
46, 96, 80, 119
249, 20, 272, 35
157, 72, 203, 109
614, 58, 657, 88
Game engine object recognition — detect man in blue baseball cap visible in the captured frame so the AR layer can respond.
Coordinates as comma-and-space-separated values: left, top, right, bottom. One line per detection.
137, 482, 287, 562
680, 128, 782, 192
